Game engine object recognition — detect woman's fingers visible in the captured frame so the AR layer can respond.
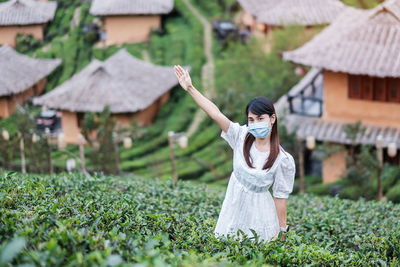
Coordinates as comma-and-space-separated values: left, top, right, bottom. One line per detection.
176, 65, 184, 76
174, 65, 181, 76
174, 66, 180, 76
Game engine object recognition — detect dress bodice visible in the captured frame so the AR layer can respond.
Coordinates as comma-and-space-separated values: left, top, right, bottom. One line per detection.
233, 142, 284, 193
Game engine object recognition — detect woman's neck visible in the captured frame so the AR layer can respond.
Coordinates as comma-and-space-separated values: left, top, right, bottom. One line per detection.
254, 136, 271, 152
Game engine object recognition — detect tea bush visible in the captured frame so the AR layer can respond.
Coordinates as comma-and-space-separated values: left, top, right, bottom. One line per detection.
1, 171, 399, 266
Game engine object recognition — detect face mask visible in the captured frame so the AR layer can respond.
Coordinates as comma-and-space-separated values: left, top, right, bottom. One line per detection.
247, 121, 271, 138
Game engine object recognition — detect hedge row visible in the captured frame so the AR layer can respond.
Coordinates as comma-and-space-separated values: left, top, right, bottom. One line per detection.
1, 171, 399, 266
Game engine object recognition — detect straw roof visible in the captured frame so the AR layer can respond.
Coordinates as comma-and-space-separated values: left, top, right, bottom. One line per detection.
238, 0, 346, 26
33, 48, 181, 113
257, 0, 346, 26
285, 114, 400, 148
237, 0, 279, 17
283, 0, 400, 77
0, 45, 61, 97
0, 0, 57, 26
90, 0, 174, 16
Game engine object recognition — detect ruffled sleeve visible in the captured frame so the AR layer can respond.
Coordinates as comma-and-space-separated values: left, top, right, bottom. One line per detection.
220, 121, 245, 149
272, 150, 296, 199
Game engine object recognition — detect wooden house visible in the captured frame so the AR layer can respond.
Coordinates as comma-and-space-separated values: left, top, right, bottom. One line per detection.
237, 0, 346, 36
0, 45, 61, 118
281, 0, 400, 183
32, 48, 180, 144
89, 0, 174, 46
0, 0, 57, 47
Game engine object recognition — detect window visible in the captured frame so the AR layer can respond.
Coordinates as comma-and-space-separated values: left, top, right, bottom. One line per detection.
77, 112, 85, 128
348, 74, 400, 103
388, 78, 400, 102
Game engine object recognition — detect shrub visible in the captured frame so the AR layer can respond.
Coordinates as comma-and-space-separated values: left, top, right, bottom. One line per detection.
387, 182, 400, 203
339, 185, 365, 200
1, 171, 399, 265
306, 183, 331, 196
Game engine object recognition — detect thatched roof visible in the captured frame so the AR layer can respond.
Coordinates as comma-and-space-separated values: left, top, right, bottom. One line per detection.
33, 48, 181, 113
283, 0, 400, 77
237, 0, 279, 18
238, 0, 346, 26
0, 45, 61, 97
90, 0, 174, 16
285, 114, 400, 148
0, 0, 57, 26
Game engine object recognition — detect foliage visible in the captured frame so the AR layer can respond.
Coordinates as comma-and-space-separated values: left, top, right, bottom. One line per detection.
0, 106, 51, 173
214, 37, 299, 121
387, 182, 400, 203
0, 171, 399, 265
190, 0, 238, 20
342, 0, 383, 9
80, 106, 119, 174
15, 34, 41, 54
271, 25, 323, 54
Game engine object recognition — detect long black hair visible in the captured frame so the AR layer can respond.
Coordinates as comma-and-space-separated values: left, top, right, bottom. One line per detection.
243, 96, 280, 170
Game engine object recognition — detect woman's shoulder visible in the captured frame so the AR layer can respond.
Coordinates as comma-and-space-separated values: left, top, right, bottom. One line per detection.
230, 121, 249, 139
277, 145, 296, 170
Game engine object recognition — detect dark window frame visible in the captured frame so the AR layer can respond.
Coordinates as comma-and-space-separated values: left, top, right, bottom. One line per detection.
348, 74, 400, 103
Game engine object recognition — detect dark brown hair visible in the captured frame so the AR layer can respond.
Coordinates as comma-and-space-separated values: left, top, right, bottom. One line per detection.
243, 96, 280, 170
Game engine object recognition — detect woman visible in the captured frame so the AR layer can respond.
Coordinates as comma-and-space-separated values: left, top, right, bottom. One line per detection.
174, 65, 295, 243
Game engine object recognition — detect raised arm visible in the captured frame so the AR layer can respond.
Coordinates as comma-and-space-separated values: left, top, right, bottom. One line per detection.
174, 65, 230, 133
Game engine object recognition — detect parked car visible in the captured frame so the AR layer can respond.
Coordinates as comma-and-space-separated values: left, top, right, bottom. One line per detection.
82, 23, 100, 44
35, 110, 61, 133
213, 20, 239, 43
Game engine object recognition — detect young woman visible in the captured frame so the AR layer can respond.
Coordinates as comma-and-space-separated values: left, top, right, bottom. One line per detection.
174, 65, 295, 243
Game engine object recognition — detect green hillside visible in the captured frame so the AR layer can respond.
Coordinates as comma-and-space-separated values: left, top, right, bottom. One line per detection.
0, 0, 302, 185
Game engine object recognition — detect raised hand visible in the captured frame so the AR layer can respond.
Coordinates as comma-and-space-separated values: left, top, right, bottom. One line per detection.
174, 65, 192, 91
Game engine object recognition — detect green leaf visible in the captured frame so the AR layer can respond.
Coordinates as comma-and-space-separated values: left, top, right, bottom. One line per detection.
0, 237, 26, 264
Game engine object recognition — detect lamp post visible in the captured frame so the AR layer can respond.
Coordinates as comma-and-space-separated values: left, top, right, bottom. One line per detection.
78, 133, 87, 174
387, 142, 397, 159
18, 132, 26, 174
2, 129, 9, 141
45, 128, 54, 176
57, 133, 66, 150
296, 135, 305, 194
376, 135, 383, 201
168, 131, 188, 184
123, 137, 132, 149
112, 131, 120, 174
304, 135, 316, 193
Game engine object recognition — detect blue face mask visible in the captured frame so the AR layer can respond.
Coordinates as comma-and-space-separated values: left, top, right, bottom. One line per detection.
247, 121, 271, 138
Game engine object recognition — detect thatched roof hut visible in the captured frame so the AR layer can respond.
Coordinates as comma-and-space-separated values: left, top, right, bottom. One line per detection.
280, 0, 400, 184
238, 0, 346, 26
0, 45, 61, 97
283, 0, 400, 77
90, 0, 174, 16
0, 0, 57, 25
237, 0, 279, 18
33, 48, 179, 113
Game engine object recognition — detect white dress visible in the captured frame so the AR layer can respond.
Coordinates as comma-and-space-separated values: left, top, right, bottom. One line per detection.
214, 121, 296, 242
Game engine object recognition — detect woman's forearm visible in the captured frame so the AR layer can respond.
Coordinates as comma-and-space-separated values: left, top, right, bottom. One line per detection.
274, 198, 287, 227
187, 85, 221, 120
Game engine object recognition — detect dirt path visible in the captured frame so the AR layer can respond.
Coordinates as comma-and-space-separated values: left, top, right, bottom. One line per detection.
182, 0, 216, 137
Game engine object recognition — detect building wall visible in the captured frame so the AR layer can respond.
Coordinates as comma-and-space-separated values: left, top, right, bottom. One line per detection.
115, 91, 170, 126
103, 15, 161, 45
61, 91, 171, 144
0, 98, 10, 118
61, 111, 81, 144
0, 24, 44, 47
322, 148, 347, 184
0, 78, 47, 118
323, 70, 400, 128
